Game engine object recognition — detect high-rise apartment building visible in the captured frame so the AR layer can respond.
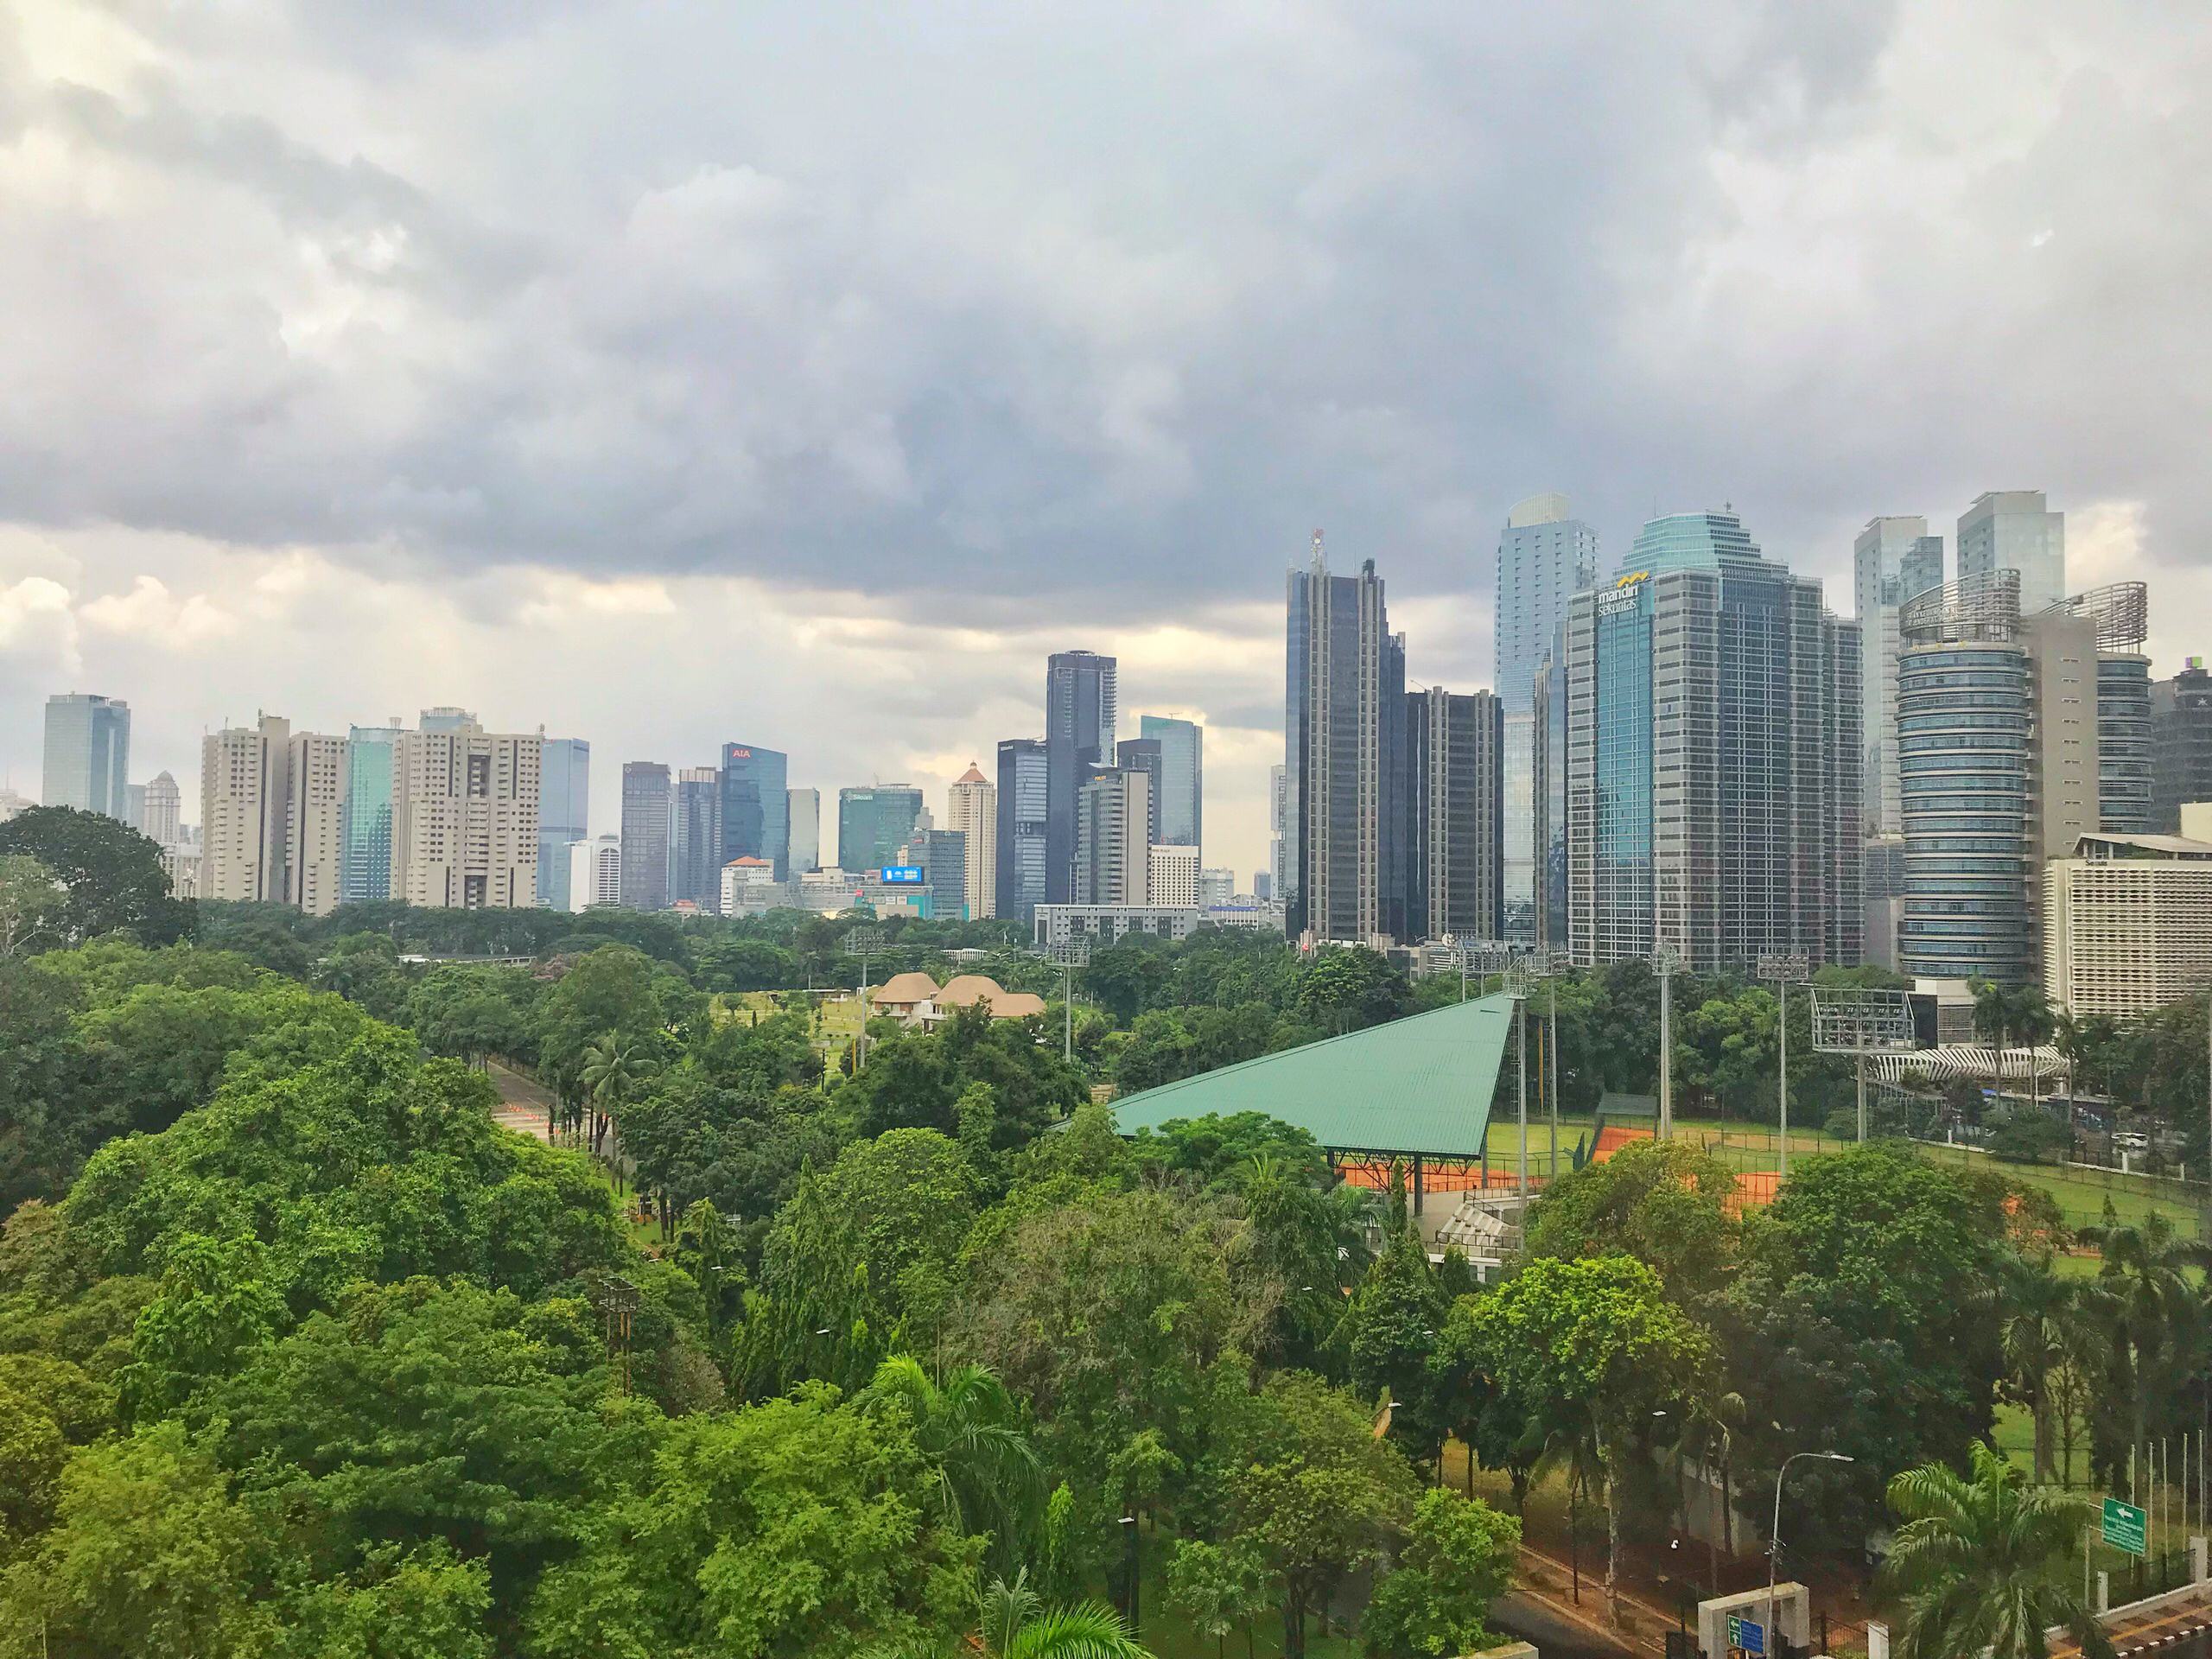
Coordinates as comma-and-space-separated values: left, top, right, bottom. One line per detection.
1045, 652, 1117, 905
1496, 498, 1599, 942
947, 763, 996, 919
1533, 632, 1572, 947
570, 834, 621, 912
1074, 766, 1151, 906
1116, 737, 1164, 847
619, 763, 671, 910
720, 744, 790, 880
1853, 517, 1946, 837
995, 740, 1047, 921
42, 694, 131, 819
391, 722, 541, 909
1567, 511, 1861, 969
1150, 844, 1202, 908
1958, 492, 2065, 618
1139, 716, 1202, 849
787, 788, 821, 874
2046, 826, 2212, 1016
140, 771, 181, 846
200, 715, 292, 903
1268, 763, 1287, 908
343, 723, 400, 906
839, 786, 925, 875
1198, 866, 1236, 907
285, 731, 349, 916
1405, 687, 1503, 943
1285, 536, 1406, 945
2152, 659, 2212, 833
671, 767, 723, 910
536, 736, 590, 912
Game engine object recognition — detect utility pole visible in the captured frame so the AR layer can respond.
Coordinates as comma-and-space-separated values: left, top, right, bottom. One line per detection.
1505, 959, 1534, 1198
1651, 943, 1685, 1139
1758, 954, 1809, 1179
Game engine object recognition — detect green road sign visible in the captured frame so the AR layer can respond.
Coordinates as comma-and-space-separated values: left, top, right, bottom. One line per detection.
2102, 1497, 2147, 1557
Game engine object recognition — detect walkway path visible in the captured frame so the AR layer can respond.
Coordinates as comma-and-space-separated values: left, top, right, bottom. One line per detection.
486, 1060, 554, 1143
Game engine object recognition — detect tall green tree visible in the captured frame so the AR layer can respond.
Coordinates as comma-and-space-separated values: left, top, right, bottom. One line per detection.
860, 1356, 1045, 1580
1455, 1254, 1708, 1624
1359, 1488, 1520, 1659
1876, 1442, 2112, 1659
0, 807, 192, 947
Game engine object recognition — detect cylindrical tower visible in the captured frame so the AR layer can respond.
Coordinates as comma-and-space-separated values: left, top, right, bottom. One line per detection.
1897, 573, 2032, 982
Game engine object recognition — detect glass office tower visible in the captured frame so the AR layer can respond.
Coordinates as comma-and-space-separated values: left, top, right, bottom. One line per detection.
535, 735, 589, 911
995, 738, 1047, 920
343, 723, 401, 905
838, 785, 925, 875
1139, 715, 1202, 849
41, 693, 130, 819
719, 743, 790, 880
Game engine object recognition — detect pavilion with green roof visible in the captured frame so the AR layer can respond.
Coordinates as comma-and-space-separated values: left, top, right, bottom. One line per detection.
1109, 994, 1516, 1205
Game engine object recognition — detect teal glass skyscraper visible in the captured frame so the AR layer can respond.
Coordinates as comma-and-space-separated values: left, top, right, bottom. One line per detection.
838, 786, 924, 874
341, 723, 400, 904
1138, 715, 1202, 849
1567, 511, 1862, 969
41, 693, 130, 820
537, 737, 590, 911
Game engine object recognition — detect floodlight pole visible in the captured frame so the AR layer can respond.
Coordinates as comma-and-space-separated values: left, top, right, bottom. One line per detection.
1506, 962, 1532, 1199
1857, 1055, 1868, 1145
1651, 944, 1684, 1140
1758, 954, 1808, 1179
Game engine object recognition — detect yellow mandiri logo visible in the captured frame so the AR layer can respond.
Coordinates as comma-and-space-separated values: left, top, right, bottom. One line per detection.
1615, 571, 1649, 588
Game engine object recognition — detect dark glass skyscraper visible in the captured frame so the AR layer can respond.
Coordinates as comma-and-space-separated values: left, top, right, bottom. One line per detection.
719, 743, 790, 880
1286, 535, 1406, 944
995, 738, 1047, 921
2152, 659, 2212, 833
1115, 737, 1163, 848
671, 767, 723, 908
1405, 688, 1503, 941
535, 735, 589, 912
620, 762, 671, 911
1045, 652, 1117, 905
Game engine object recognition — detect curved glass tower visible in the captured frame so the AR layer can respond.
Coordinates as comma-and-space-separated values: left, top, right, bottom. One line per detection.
1897, 573, 2032, 981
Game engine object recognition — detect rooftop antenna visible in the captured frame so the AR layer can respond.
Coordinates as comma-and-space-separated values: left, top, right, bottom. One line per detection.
1310, 528, 1326, 571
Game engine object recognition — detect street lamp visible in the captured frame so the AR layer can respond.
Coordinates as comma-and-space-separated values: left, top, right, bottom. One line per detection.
1757, 954, 1810, 1179
1120, 1514, 1141, 1631
1770, 1451, 1853, 1648
1650, 944, 1686, 1139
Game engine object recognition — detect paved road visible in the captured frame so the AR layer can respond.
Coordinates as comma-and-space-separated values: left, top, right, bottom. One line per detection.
1490, 1590, 1637, 1659
486, 1061, 554, 1142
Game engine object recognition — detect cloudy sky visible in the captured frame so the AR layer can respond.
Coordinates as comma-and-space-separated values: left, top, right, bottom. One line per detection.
3, 0, 2209, 883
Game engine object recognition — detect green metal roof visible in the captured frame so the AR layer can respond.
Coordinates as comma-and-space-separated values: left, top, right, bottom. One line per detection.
1109, 993, 1514, 1158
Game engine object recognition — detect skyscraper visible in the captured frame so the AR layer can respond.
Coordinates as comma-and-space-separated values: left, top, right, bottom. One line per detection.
671, 767, 723, 909
1115, 737, 1164, 847
1958, 492, 2065, 617
1268, 763, 1287, 906
1494, 494, 1601, 709
340, 723, 400, 906
140, 771, 181, 846
283, 731, 348, 917
995, 740, 1047, 920
838, 786, 925, 874
1567, 511, 1861, 969
720, 744, 791, 879
1045, 652, 1117, 905
787, 787, 821, 874
948, 763, 996, 919
42, 694, 130, 819
1405, 688, 1503, 942
1285, 535, 1405, 945
1853, 517, 1946, 836
570, 835, 621, 912
620, 763, 672, 910
2152, 659, 2212, 833
200, 715, 291, 902
1497, 499, 1598, 943
418, 706, 478, 734
391, 723, 542, 909
1139, 715, 1202, 849
1074, 766, 1150, 905
536, 736, 590, 912
901, 827, 969, 918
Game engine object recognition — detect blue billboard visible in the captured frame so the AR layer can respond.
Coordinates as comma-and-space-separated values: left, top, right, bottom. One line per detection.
879, 866, 925, 885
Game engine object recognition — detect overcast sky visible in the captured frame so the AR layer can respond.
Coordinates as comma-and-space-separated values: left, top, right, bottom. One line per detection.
4, 0, 2209, 884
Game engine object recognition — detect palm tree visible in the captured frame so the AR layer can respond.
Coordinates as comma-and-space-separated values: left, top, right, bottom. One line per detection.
2079, 1206, 2211, 1489
578, 1035, 657, 1160
1997, 1253, 2074, 1484
868, 1573, 1153, 1658
858, 1355, 1046, 1580
1877, 1441, 2112, 1659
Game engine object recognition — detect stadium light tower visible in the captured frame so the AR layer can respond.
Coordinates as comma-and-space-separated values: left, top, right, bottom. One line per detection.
1757, 954, 1810, 1177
